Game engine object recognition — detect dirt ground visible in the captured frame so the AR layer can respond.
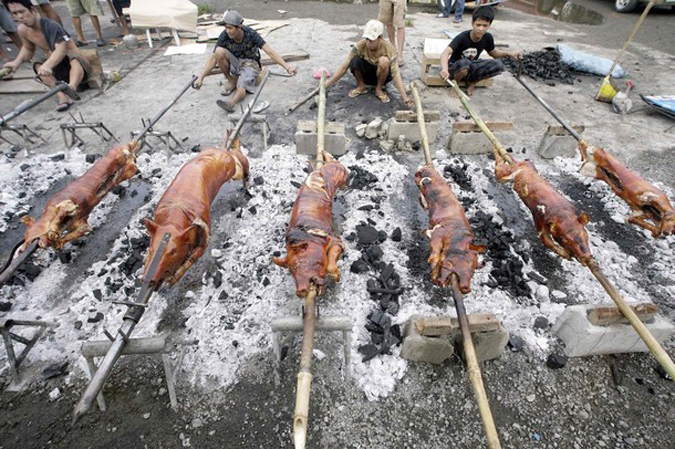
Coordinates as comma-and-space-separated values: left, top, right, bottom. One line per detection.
0, 1, 674, 448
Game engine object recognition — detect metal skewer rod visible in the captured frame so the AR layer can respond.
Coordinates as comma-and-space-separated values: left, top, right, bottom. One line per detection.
513, 74, 584, 143
287, 86, 320, 115
132, 75, 198, 144
410, 82, 433, 165
0, 82, 80, 126
451, 275, 502, 449
72, 233, 170, 424
315, 72, 327, 169
0, 240, 39, 287
225, 69, 271, 150
587, 258, 675, 379
447, 79, 514, 165
293, 285, 318, 449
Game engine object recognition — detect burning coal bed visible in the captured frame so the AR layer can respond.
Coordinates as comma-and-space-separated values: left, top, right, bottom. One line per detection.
503, 48, 578, 85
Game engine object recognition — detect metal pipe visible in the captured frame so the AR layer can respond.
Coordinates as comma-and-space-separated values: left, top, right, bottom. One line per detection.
315, 73, 327, 169
587, 258, 675, 379
451, 275, 502, 449
133, 76, 197, 143
225, 69, 271, 150
72, 233, 170, 424
293, 285, 318, 449
0, 240, 39, 287
287, 86, 320, 115
447, 79, 514, 165
0, 82, 80, 126
514, 75, 584, 142
410, 82, 433, 165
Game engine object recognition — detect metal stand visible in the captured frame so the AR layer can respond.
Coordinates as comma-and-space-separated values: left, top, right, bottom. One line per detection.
0, 123, 46, 147
271, 312, 353, 382
80, 335, 196, 411
60, 112, 117, 148
227, 113, 269, 151
1, 319, 59, 384
131, 118, 184, 154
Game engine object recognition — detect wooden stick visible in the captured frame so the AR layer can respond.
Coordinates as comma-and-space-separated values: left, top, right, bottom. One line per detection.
451, 275, 502, 449
409, 82, 433, 165
587, 258, 675, 379
316, 73, 326, 169
605, 2, 653, 79
293, 285, 318, 449
287, 86, 320, 115
446, 79, 514, 165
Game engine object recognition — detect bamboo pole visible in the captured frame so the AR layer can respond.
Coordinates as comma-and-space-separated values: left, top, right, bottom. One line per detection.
287, 86, 321, 115
316, 72, 327, 169
587, 259, 675, 379
446, 80, 514, 165
409, 82, 433, 166
293, 285, 318, 449
451, 275, 502, 449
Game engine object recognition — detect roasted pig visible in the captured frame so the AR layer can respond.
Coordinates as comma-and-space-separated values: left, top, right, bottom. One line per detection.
143, 136, 249, 285
21, 143, 138, 251
415, 165, 484, 293
496, 155, 593, 265
273, 153, 349, 297
579, 142, 675, 238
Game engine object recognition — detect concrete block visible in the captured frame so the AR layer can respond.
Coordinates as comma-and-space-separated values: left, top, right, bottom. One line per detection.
386, 120, 439, 145
455, 324, 509, 363
448, 121, 515, 155
295, 120, 346, 156
552, 304, 675, 357
537, 125, 584, 159
365, 117, 384, 139
401, 317, 454, 364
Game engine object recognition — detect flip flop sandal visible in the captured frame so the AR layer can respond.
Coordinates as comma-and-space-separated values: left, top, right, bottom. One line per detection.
56, 102, 73, 112
252, 100, 270, 114
216, 99, 235, 113
348, 88, 368, 98
375, 92, 390, 104
398, 58, 405, 67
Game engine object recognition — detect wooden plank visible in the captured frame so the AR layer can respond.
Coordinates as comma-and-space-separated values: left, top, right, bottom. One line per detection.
0, 68, 35, 81
395, 110, 441, 123
546, 124, 585, 136
0, 79, 49, 94
414, 314, 501, 336
452, 121, 514, 133
587, 303, 659, 326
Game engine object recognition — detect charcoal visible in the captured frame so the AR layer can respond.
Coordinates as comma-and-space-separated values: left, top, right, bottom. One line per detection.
20, 163, 30, 171
386, 302, 399, 315
443, 163, 472, 191
88, 312, 104, 323
0, 301, 12, 312
527, 271, 548, 285
112, 186, 126, 197
218, 291, 229, 301
356, 225, 379, 245
366, 245, 384, 262
74, 320, 82, 330
533, 316, 549, 331
42, 361, 69, 380
546, 353, 568, 369
391, 227, 402, 242
57, 251, 72, 264
358, 344, 380, 362
50, 154, 65, 161
347, 166, 378, 189
110, 282, 123, 293
503, 48, 575, 84
655, 366, 673, 382
248, 206, 257, 215
85, 154, 100, 163
365, 322, 382, 334
369, 310, 391, 328
358, 205, 374, 211
253, 176, 264, 185
345, 232, 356, 242
213, 271, 223, 288
508, 335, 525, 352
372, 332, 384, 345
350, 259, 370, 274
262, 277, 270, 287
92, 289, 102, 301
190, 144, 201, 153
377, 230, 387, 242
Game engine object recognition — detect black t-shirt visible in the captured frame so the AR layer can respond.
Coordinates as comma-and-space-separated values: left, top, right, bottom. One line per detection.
39, 18, 71, 52
216, 25, 266, 63
449, 30, 495, 63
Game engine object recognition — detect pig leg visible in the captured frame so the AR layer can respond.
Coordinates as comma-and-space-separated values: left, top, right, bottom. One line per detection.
54, 218, 90, 249
538, 224, 571, 260
627, 213, 661, 237
325, 239, 344, 282
273, 256, 288, 267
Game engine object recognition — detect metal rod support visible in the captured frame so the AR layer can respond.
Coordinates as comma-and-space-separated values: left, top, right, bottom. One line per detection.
225, 70, 271, 150
0, 82, 80, 126
0, 240, 39, 288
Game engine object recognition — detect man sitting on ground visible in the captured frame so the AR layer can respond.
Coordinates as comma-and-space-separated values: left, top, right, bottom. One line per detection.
439, 6, 521, 96
325, 20, 412, 107
3, 0, 90, 111
194, 10, 297, 112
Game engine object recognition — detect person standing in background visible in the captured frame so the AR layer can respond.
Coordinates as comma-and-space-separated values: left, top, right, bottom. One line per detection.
436, 0, 466, 23
66, 0, 106, 47
31, 0, 62, 25
377, 0, 406, 66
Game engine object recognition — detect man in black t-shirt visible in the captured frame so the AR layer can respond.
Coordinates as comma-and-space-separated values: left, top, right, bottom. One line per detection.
3, 0, 90, 111
194, 10, 297, 112
439, 6, 521, 96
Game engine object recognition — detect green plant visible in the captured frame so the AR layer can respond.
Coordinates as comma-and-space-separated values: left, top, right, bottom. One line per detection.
405, 17, 415, 27
197, 4, 215, 15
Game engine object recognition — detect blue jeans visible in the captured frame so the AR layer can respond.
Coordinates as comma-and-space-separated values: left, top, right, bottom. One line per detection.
454, 0, 465, 20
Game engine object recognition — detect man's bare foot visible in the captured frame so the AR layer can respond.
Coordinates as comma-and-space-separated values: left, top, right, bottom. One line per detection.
221, 83, 236, 96
467, 83, 477, 96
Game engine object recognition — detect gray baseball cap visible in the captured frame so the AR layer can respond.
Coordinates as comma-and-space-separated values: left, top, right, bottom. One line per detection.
223, 10, 244, 26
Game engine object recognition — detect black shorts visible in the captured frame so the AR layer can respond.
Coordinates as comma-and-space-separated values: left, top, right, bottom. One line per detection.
349, 56, 392, 86
449, 59, 504, 83
33, 56, 89, 85
112, 0, 131, 17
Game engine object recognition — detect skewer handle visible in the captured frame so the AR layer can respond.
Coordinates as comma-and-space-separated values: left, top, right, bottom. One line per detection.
316, 73, 327, 169
287, 86, 321, 115
409, 82, 433, 165
587, 259, 675, 379
451, 275, 502, 449
0, 240, 39, 287
293, 286, 318, 449
446, 79, 513, 165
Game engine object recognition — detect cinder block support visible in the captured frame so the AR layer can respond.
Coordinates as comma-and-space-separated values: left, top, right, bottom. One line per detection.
537, 125, 584, 159
386, 110, 440, 144
401, 316, 454, 364
456, 324, 509, 363
552, 304, 675, 357
295, 120, 346, 156
448, 121, 515, 155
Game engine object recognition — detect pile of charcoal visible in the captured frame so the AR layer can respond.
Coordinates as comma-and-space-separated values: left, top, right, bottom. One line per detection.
348, 165, 379, 190
469, 211, 532, 300
347, 222, 404, 361
443, 161, 473, 191
503, 48, 576, 85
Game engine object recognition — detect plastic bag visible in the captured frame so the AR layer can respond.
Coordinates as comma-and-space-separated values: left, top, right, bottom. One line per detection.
556, 44, 627, 78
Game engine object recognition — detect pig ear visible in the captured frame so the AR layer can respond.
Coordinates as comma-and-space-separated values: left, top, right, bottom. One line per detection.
21, 215, 35, 226
143, 218, 158, 234
272, 256, 288, 267
579, 212, 590, 225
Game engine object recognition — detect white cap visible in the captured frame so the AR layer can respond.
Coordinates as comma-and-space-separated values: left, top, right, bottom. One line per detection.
362, 20, 384, 41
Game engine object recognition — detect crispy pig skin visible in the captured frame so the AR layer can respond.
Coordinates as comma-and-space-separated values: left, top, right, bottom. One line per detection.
496, 157, 593, 265
415, 165, 483, 293
273, 154, 349, 297
143, 138, 249, 285
21, 143, 138, 251
580, 142, 675, 238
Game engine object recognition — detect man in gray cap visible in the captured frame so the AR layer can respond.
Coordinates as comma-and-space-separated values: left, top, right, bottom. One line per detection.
194, 10, 297, 112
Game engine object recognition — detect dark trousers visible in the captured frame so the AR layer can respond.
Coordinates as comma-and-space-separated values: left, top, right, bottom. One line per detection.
349, 56, 392, 86
450, 59, 504, 83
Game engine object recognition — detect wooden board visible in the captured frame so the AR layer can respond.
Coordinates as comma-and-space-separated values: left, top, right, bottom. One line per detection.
0, 68, 36, 81
395, 110, 441, 123
452, 121, 514, 133
0, 78, 49, 94
587, 303, 659, 326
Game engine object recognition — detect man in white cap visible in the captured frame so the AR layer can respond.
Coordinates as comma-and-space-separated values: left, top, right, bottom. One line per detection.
325, 19, 412, 107
194, 10, 297, 112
